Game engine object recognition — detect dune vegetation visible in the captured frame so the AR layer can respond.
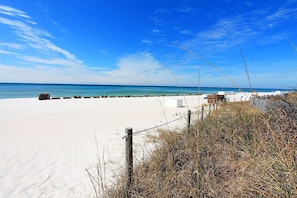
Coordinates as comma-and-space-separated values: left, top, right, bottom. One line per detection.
101, 92, 297, 197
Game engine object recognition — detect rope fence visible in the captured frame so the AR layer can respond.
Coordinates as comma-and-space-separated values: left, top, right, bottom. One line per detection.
132, 114, 188, 135
124, 103, 218, 197
122, 103, 216, 140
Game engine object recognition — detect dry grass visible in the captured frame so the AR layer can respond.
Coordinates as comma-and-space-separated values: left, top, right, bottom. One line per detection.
103, 93, 297, 197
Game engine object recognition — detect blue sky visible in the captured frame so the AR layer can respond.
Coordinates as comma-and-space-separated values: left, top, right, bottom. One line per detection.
0, 0, 297, 88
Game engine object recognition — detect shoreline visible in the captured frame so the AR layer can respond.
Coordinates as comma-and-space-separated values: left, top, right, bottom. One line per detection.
0, 89, 287, 100
0, 83, 289, 100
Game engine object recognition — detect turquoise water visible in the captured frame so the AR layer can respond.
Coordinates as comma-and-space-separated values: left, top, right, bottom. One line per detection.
0, 83, 289, 99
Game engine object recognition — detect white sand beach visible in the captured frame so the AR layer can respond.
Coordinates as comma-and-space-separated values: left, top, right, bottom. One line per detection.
0, 92, 277, 197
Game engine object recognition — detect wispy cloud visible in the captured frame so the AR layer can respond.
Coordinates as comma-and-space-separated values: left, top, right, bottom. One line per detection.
0, 49, 18, 55
20, 56, 84, 68
141, 39, 152, 45
152, 28, 160, 34
155, 8, 170, 15
177, 5, 193, 13
35, 2, 67, 34
0, 5, 32, 20
0, 52, 194, 85
150, 16, 163, 26
105, 52, 189, 85
110, 52, 163, 76
0, 42, 24, 50
178, 29, 192, 35
264, 7, 297, 27
183, 3, 297, 51
0, 5, 84, 68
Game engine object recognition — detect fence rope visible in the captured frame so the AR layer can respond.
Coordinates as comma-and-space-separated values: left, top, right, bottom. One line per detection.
132, 114, 188, 135
121, 105, 213, 139
121, 113, 191, 139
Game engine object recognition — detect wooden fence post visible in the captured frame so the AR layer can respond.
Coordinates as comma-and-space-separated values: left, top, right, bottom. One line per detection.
125, 127, 133, 198
209, 104, 211, 116
187, 110, 191, 133
201, 106, 204, 120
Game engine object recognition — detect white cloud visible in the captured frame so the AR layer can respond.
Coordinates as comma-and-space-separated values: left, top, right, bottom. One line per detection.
152, 29, 160, 34
104, 52, 192, 85
179, 29, 192, 35
0, 49, 18, 55
0, 52, 183, 85
0, 42, 24, 49
20, 56, 84, 68
265, 7, 297, 24
141, 39, 152, 44
110, 52, 162, 76
183, 4, 297, 52
155, 8, 170, 15
177, 6, 192, 13
194, 16, 257, 49
0, 5, 85, 68
150, 16, 163, 26
0, 5, 31, 19
0, 63, 91, 84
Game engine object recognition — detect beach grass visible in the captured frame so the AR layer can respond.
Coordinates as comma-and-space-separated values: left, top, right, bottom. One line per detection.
102, 92, 297, 197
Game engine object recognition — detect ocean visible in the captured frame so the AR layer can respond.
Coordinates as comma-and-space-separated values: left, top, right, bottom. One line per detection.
0, 83, 288, 99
